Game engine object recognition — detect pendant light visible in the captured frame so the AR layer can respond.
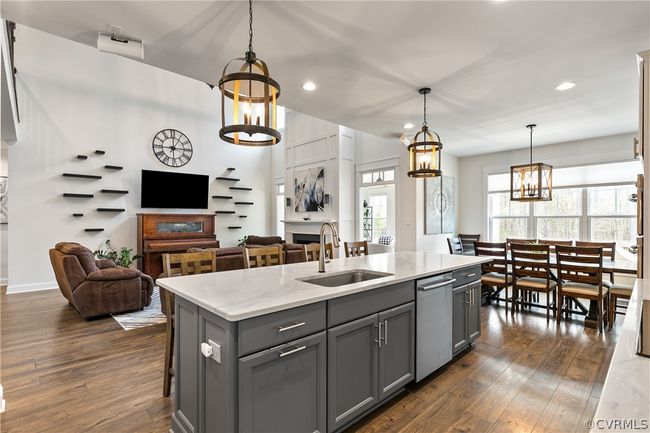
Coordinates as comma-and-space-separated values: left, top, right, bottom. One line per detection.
407, 88, 443, 178
510, 124, 552, 201
218, 0, 281, 146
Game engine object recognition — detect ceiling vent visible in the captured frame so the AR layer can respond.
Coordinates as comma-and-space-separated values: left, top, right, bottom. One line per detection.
97, 33, 143, 60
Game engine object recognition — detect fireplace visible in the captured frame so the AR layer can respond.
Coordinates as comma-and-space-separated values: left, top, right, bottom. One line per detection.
292, 233, 321, 245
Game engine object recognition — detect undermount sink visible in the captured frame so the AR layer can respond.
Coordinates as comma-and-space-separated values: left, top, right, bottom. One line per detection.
298, 269, 393, 287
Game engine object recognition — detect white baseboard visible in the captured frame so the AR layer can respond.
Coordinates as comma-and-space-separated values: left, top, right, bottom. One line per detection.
6, 281, 58, 294
0, 277, 7, 285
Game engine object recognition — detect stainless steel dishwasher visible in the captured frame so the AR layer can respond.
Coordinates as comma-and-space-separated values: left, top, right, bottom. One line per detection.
416, 273, 455, 382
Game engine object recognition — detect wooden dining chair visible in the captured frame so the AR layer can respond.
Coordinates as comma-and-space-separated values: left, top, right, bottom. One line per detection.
511, 243, 557, 319
505, 238, 537, 251
556, 245, 608, 332
447, 237, 464, 255
576, 241, 616, 284
458, 234, 480, 254
537, 239, 573, 253
161, 250, 217, 397
245, 245, 284, 268
305, 243, 333, 262
608, 283, 633, 328
344, 241, 369, 257
474, 242, 512, 307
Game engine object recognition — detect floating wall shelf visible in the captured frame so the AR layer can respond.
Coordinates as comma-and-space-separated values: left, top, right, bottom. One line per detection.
226, 167, 236, 171
212, 195, 233, 199
62, 173, 102, 180
73, 213, 84, 217
228, 226, 242, 229
63, 193, 94, 198
235, 201, 254, 205
216, 176, 240, 182
100, 189, 129, 195
94, 150, 106, 155
239, 215, 248, 218
76, 155, 88, 160
85, 228, 104, 232
104, 165, 123, 170
230, 186, 252, 191
97, 208, 125, 212
215, 210, 236, 214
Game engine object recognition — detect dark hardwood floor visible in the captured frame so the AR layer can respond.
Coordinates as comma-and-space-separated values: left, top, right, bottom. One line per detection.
0, 287, 618, 433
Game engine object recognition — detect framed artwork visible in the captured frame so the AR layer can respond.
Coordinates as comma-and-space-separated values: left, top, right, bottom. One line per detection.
294, 166, 325, 212
0, 176, 7, 224
425, 176, 455, 234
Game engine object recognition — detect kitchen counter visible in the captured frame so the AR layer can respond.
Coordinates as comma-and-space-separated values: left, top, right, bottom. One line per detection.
157, 251, 491, 321
591, 278, 650, 432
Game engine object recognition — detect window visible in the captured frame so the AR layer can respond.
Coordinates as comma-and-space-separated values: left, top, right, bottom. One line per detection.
534, 188, 581, 240
275, 183, 285, 237
488, 192, 529, 242
359, 167, 396, 243
369, 194, 388, 239
588, 185, 636, 247
361, 169, 395, 185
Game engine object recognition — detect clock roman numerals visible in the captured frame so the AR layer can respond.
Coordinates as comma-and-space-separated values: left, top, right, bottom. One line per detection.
152, 129, 192, 168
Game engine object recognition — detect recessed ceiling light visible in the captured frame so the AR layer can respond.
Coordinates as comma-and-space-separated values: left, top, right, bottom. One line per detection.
555, 81, 576, 91
302, 81, 317, 91
403, 122, 414, 129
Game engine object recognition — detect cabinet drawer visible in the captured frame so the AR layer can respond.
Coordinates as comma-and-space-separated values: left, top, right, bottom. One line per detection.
452, 265, 482, 287
238, 302, 326, 357
328, 281, 414, 327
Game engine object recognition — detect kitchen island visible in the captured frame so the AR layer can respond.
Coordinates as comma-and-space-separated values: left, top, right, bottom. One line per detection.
158, 251, 491, 433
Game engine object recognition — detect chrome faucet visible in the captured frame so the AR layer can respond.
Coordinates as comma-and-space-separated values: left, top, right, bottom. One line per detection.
319, 222, 340, 273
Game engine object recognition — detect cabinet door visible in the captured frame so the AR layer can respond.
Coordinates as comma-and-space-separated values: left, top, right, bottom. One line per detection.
378, 302, 414, 401
239, 332, 327, 433
468, 281, 482, 341
174, 297, 199, 433
452, 285, 469, 354
327, 314, 379, 432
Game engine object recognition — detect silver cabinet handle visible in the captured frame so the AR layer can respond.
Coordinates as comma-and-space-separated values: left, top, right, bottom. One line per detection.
472, 288, 475, 306
465, 290, 470, 305
279, 345, 306, 358
384, 320, 388, 345
419, 278, 456, 291
376, 322, 383, 347
278, 321, 306, 333
466, 273, 477, 278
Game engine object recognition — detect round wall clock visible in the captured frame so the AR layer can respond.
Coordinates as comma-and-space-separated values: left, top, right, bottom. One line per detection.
152, 129, 193, 167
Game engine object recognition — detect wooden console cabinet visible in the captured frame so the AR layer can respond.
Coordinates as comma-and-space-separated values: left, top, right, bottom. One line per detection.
137, 213, 220, 279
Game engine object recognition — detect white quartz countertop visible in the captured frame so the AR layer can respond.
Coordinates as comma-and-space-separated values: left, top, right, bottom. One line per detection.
591, 278, 650, 432
157, 251, 491, 321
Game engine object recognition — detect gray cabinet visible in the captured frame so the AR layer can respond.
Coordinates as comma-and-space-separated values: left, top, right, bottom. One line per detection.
174, 296, 200, 433
378, 303, 414, 400
452, 281, 481, 355
327, 314, 379, 432
239, 332, 327, 433
328, 302, 415, 432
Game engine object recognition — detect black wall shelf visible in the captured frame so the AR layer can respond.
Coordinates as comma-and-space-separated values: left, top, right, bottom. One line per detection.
97, 208, 125, 212
239, 215, 248, 218
212, 195, 233, 199
85, 228, 104, 232
62, 173, 102, 180
76, 155, 88, 160
72, 213, 84, 217
104, 165, 123, 170
230, 186, 252, 191
63, 193, 94, 198
226, 167, 236, 171
228, 226, 242, 229
235, 201, 254, 205
216, 176, 240, 182
95, 150, 106, 155
215, 210, 236, 214
100, 189, 129, 195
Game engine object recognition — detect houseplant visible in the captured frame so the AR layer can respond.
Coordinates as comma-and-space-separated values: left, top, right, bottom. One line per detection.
94, 240, 141, 268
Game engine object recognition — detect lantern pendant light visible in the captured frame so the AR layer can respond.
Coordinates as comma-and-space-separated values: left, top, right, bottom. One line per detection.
510, 124, 553, 201
218, 0, 281, 146
407, 88, 443, 178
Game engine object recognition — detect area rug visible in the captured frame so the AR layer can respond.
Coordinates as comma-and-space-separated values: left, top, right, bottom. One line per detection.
112, 287, 167, 330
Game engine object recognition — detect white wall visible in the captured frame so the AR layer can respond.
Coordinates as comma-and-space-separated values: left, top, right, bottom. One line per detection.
1, 141, 7, 284
8, 26, 273, 293
355, 131, 459, 253
458, 132, 636, 239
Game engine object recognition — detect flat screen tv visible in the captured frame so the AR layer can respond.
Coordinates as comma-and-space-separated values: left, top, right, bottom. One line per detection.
141, 170, 209, 209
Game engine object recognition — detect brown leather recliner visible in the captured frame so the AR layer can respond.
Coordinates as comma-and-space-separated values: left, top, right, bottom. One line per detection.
49, 242, 153, 319
245, 235, 305, 264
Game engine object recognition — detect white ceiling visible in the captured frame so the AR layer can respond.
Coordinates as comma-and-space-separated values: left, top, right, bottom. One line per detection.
1, 1, 648, 156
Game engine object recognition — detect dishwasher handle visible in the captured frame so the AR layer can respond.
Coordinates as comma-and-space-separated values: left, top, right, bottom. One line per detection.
418, 278, 456, 291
